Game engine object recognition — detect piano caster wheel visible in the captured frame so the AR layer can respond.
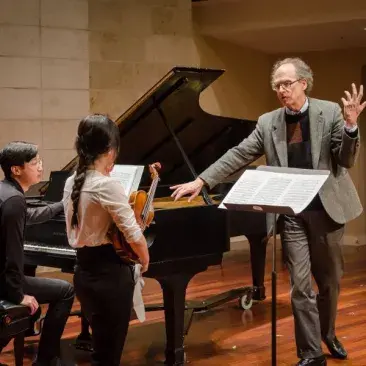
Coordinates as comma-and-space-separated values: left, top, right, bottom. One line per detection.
239, 293, 253, 310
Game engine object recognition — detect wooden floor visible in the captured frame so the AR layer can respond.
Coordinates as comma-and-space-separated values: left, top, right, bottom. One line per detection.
1, 244, 366, 366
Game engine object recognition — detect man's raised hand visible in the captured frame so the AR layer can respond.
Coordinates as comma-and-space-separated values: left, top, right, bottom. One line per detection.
342, 83, 366, 127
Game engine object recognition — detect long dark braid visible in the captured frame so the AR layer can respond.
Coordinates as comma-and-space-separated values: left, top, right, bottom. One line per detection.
70, 114, 120, 229
70, 154, 92, 228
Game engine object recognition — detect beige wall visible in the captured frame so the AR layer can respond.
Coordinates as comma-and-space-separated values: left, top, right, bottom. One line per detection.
0, 0, 90, 179
0, 0, 271, 178
88, 0, 198, 120
193, 36, 271, 167
87, 3, 271, 124
194, 35, 271, 121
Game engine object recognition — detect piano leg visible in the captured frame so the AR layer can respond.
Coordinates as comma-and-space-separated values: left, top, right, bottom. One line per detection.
156, 272, 196, 366
247, 234, 268, 301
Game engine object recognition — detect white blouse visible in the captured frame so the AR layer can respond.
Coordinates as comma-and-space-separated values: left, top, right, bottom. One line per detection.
63, 170, 143, 249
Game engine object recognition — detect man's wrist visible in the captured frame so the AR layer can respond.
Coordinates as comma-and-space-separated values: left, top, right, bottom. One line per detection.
197, 177, 206, 188
344, 122, 358, 133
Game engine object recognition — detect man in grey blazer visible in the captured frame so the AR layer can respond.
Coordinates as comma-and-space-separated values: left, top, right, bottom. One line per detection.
171, 58, 365, 366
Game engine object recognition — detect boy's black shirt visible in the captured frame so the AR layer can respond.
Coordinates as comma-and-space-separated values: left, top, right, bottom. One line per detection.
0, 179, 26, 303
0, 178, 63, 304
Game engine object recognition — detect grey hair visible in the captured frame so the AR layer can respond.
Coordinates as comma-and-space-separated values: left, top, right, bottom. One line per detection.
271, 57, 314, 95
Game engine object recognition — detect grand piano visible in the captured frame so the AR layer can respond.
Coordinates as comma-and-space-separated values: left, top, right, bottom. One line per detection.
24, 67, 268, 365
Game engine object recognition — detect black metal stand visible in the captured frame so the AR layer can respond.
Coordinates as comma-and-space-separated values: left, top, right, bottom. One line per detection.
271, 214, 278, 366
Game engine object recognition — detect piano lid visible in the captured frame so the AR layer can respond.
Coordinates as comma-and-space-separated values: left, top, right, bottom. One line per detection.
45, 67, 257, 193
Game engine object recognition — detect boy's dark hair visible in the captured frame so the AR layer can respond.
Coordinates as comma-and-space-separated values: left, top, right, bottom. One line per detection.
0, 141, 38, 179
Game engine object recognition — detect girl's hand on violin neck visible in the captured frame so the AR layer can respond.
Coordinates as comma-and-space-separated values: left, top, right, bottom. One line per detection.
140, 260, 149, 273
129, 234, 150, 273
137, 217, 143, 228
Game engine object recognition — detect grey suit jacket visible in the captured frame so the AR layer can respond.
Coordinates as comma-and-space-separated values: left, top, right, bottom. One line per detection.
199, 98, 363, 225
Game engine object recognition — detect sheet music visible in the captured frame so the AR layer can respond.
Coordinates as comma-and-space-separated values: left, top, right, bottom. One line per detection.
109, 165, 144, 197
220, 169, 329, 215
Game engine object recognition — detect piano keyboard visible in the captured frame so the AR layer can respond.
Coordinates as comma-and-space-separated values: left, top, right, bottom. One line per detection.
24, 241, 76, 257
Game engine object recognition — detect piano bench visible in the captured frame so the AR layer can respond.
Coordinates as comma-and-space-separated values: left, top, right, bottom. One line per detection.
0, 300, 37, 366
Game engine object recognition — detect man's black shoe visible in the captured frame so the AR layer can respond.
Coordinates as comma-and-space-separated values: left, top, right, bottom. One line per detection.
323, 336, 347, 359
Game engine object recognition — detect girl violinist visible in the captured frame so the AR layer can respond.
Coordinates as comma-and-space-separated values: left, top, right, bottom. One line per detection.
63, 114, 149, 365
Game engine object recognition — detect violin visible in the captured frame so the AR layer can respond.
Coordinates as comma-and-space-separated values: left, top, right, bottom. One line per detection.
111, 162, 161, 264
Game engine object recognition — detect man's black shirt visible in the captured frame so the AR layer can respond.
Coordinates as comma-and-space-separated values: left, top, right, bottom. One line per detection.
0, 178, 63, 303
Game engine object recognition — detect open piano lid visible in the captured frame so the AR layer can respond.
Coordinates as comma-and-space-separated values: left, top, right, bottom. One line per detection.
45, 67, 257, 195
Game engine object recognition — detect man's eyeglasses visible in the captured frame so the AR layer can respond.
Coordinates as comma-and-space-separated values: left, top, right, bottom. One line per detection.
272, 79, 301, 91
29, 157, 43, 167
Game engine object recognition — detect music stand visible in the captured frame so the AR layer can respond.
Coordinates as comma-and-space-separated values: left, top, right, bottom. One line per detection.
222, 165, 330, 365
